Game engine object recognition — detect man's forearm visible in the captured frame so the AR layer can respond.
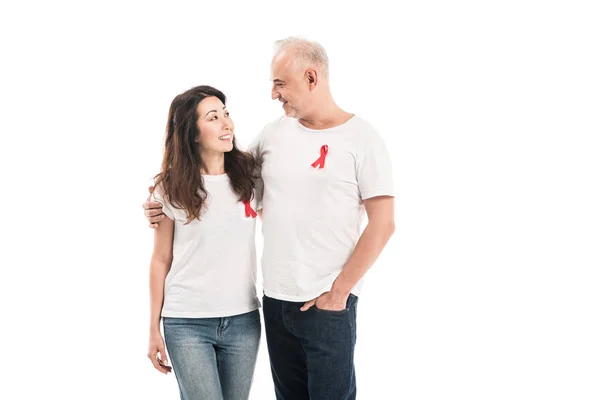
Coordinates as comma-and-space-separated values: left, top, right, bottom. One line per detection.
331, 220, 395, 296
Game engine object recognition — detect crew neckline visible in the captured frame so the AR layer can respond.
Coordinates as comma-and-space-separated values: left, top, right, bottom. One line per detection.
295, 115, 357, 133
202, 173, 228, 182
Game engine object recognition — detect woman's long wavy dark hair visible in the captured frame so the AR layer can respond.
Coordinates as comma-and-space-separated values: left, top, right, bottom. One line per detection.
153, 85, 257, 223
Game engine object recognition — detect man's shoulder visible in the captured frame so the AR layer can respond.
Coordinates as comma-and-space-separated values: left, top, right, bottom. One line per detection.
249, 116, 286, 149
346, 114, 374, 130
344, 115, 382, 142
265, 115, 293, 130
259, 116, 296, 140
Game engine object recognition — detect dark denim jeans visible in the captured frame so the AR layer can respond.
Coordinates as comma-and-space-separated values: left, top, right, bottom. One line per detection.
263, 294, 358, 400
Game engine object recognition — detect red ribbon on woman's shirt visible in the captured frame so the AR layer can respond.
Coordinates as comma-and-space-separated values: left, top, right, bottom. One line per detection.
243, 201, 257, 218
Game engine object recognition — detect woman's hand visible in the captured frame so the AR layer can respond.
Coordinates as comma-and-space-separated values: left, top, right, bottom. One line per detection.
147, 331, 172, 374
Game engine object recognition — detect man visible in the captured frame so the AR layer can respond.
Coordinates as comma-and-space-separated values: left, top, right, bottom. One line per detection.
143, 37, 395, 400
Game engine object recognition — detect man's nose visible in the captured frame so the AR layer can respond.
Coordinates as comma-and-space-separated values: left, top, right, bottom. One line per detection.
271, 85, 279, 100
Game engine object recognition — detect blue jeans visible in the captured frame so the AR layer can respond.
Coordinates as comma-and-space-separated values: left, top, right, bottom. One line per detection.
263, 294, 358, 400
163, 310, 261, 400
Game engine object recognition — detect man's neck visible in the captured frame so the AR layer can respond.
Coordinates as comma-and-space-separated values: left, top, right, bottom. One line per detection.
298, 102, 354, 130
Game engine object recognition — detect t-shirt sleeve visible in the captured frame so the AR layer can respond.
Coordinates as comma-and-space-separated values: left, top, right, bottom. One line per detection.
150, 185, 176, 221
253, 176, 264, 211
247, 131, 264, 166
356, 132, 395, 200
248, 128, 267, 210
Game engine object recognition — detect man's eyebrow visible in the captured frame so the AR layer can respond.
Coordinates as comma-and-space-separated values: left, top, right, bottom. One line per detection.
205, 106, 227, 117
273, 79, 285, 84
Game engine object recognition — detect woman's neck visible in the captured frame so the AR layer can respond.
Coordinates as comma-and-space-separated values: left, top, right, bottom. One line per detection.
200, 151, 225, 175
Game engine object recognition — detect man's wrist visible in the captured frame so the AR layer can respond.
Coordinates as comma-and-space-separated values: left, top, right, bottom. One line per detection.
331, 276, 353, 297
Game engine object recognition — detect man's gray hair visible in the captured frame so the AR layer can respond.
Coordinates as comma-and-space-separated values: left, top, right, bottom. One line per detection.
274, 36, 329, 77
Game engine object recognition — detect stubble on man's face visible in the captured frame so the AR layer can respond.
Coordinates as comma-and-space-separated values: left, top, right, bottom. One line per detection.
271, 53, 308, 119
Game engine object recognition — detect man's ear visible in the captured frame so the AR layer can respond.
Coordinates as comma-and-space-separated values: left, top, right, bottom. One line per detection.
306, 69, 318, 88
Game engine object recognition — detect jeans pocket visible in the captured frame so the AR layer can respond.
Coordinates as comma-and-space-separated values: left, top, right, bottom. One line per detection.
161, 317, 182, 326
348, 293, 359, 307
314, 306, 350, 315
314, 293, 358, 314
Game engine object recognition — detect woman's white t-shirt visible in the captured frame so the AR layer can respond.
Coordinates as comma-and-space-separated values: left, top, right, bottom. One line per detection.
152, 174, 261, 318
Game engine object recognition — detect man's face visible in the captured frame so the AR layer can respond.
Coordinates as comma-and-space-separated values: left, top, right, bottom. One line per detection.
270, 52, 310, 119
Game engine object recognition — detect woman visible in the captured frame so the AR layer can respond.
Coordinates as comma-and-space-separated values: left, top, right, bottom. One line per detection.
147, 85, 261, 400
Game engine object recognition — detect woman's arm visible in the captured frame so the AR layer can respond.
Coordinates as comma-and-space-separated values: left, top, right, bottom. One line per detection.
147, 216, 174, 373
149, 216, 174, 331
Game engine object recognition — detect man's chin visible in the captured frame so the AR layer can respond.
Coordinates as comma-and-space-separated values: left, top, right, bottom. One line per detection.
283, 107, 297, 118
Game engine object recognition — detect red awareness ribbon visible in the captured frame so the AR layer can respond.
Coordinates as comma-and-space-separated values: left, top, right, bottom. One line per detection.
311, 145, 329, 169
243, 200, 257, 218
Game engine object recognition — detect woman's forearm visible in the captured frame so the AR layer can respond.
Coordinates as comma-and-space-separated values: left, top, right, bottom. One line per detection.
149, 259, 171, 333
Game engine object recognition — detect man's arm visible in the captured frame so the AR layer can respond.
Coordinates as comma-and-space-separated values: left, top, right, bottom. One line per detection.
144, 186, 166, 228
301, 195, 395, 311
332, 195, 395, 294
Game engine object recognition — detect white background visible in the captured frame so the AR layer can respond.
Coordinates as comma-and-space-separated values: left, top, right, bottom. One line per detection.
1, 1, 599, 399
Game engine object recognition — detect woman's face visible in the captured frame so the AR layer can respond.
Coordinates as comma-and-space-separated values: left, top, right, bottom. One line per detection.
195, 96, 234, 153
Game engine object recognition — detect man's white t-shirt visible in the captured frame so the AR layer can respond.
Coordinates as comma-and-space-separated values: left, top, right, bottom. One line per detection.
250, 116, 395, 302
152, 174, 261, 318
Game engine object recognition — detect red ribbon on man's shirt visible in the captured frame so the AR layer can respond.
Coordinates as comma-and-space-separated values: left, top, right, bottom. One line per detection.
311, 145, 329, 169
243, 201, 257, 218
